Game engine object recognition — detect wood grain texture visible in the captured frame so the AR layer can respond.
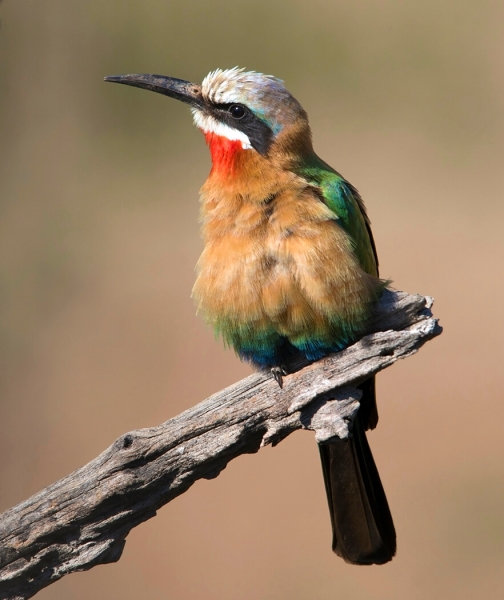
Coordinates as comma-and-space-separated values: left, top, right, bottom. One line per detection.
0, 290, 441, 600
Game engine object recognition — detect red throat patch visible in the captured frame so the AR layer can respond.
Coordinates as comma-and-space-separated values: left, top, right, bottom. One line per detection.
204, 132, 245, 176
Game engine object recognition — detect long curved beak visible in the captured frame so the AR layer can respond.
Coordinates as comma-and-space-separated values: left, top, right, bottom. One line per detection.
104, 74, 204, 108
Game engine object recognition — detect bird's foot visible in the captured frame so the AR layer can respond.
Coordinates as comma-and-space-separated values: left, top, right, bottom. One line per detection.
271, 366, 288, 388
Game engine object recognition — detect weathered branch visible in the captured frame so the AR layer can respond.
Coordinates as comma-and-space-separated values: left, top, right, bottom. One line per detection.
0, 290, 441, 599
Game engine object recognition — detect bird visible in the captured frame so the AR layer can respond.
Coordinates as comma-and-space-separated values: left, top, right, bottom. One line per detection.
105, 67, 396, 565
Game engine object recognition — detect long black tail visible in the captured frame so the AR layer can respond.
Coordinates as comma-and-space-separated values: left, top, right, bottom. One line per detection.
318, 378, 396, 565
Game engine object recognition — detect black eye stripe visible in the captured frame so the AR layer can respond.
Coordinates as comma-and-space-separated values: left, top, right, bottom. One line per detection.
211, 102, 249, 117
206, 102, 274, 155
211, 102, 244, 110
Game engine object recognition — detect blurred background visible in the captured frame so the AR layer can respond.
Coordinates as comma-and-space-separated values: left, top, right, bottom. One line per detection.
1, 0, 503, 598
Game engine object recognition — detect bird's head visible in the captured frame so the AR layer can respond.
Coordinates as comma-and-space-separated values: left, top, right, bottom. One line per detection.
105, 68, 313, 168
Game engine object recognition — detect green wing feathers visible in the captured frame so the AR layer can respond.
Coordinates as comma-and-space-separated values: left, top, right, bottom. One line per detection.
299, 157, 379, 277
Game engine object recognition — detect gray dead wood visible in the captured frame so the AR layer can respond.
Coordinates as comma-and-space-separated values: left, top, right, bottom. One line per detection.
0, 290, 441, 599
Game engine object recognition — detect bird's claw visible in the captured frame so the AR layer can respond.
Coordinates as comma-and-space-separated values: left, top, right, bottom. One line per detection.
271, 366, 288, 388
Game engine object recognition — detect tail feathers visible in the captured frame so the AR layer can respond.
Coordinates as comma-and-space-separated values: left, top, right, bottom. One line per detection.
319, 413, 396, 565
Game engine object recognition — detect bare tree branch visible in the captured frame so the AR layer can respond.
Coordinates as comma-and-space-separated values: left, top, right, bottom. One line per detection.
0, 290, 441, 600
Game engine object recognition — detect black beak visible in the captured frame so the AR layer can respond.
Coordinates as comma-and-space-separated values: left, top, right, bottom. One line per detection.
104, 74, 204, 108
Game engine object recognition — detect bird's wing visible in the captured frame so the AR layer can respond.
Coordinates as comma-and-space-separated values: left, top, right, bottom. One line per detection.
299, 159, 379, 277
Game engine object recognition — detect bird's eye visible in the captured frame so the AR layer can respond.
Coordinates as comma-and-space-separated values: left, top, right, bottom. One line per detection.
229, 104, 246, 119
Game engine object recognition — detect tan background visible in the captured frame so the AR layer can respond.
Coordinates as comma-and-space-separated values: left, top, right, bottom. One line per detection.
1, 1, 503, 598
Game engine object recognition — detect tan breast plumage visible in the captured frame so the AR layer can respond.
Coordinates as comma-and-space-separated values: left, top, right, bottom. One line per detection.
192, 175, 379, 345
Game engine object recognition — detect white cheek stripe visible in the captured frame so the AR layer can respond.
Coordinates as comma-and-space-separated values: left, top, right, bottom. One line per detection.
191, 109, 252, 150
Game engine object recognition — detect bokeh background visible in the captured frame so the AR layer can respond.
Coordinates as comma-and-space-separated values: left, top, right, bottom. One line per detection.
1, 1, 503, 598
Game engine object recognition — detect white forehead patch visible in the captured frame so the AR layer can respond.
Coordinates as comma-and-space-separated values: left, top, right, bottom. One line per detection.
201, 67, 281, 105
191, 108, 252, 150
